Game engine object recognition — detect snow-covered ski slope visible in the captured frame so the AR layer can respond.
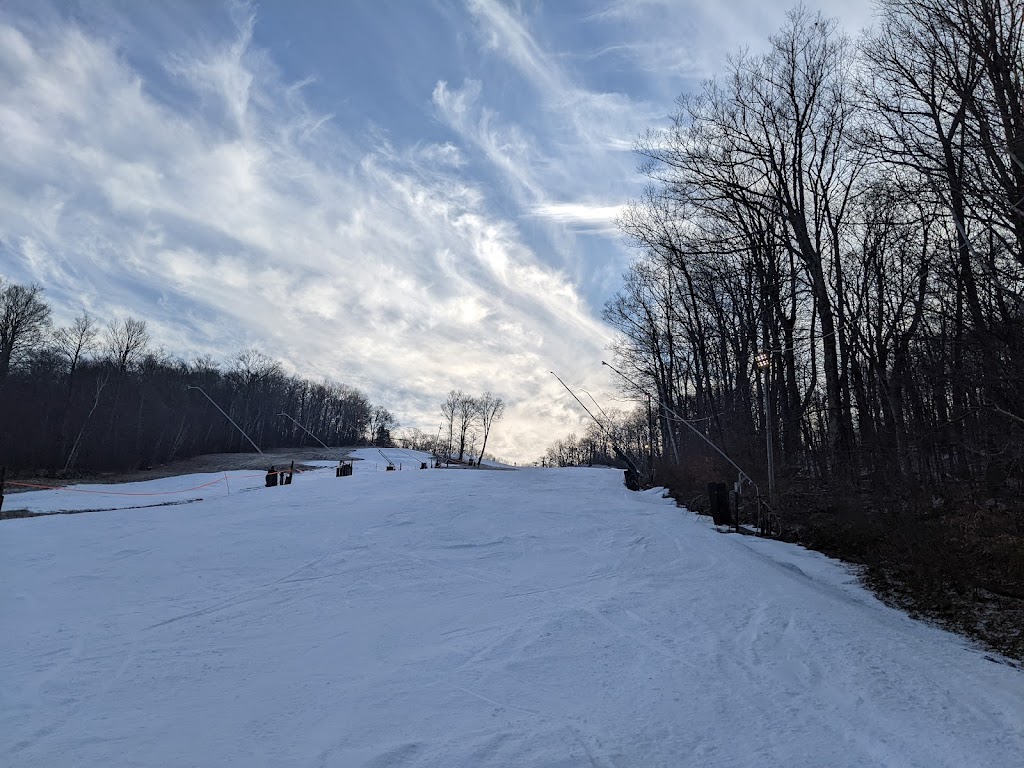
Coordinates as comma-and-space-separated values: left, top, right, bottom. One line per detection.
2, 460, 1022, 767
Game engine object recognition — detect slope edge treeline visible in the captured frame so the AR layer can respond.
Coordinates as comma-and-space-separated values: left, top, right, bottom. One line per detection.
0, 284, 398, 473
603, 0, 1024, 657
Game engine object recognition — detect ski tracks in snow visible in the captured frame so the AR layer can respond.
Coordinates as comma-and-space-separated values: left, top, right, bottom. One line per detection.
3, 465, 1022, 767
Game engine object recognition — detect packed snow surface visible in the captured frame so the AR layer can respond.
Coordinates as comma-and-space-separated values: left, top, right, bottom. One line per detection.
2, 454, 1022, 767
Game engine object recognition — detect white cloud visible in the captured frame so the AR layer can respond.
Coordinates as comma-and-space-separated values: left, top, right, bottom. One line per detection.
584, 0, 876, 82
463, 0, 662, 151
530, 202, 625, 232
0, 11, 616, 461
432, 78, 545, 201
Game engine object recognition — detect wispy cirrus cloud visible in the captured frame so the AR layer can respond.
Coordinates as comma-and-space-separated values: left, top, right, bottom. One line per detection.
429, 0, 657, 292
431, 78, 546, 202
584, 0, 875, 80
0, 6, 615, 461
529, 202, 625, 233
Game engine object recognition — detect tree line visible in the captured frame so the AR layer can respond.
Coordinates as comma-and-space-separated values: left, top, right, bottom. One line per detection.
602, 0, 1024, 656
0, 279, 398, 474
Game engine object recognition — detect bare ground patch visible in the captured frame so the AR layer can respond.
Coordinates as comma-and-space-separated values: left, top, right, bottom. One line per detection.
4, 447, 362, 493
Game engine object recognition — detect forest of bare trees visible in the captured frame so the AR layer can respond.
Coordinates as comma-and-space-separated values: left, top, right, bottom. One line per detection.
595, 0, 1023, 655
0, 281, 396, 474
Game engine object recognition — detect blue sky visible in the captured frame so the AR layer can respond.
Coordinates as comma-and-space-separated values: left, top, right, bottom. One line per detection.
0, 0, 872, 460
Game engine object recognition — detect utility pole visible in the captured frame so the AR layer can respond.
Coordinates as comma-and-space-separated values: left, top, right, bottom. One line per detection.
754, 352, 776, 507
663, 401, 680, 464
646, 393, 655, 483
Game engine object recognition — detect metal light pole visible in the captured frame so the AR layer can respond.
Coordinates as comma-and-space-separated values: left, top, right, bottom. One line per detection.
646, 393, 656, 483
187, 385, 263, 454
278, 412, 330, 449
754, 351, 775, 507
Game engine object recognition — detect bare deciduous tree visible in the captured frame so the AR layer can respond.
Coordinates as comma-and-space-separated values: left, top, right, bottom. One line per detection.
368, 406, 399, 446
454, 392, 478, 462
440, 390, 459, 459
104, 317, 150, 373
53, 313, 99, 380
439, 390, 486, 462
63, 369, 110, 473
0, 280, 51, 380
475, 392, 505, 464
